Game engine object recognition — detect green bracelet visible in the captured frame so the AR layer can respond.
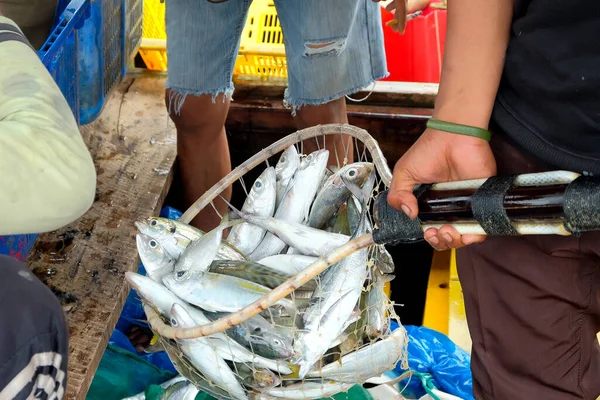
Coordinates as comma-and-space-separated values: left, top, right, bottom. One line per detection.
426, 118, 492, 141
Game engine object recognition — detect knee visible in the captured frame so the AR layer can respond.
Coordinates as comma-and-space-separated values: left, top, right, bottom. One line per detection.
165, 89, 230, 137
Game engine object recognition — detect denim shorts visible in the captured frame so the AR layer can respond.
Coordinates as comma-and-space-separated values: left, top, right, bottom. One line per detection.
164, 0, 388, 114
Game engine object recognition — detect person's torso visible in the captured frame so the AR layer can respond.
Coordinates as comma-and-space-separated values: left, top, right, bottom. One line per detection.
492, 0, 600, 174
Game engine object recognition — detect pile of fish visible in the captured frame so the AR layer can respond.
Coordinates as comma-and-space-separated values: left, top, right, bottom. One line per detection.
125, 146, 407, 400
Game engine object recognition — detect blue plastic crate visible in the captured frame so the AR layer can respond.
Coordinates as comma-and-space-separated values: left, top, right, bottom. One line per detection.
38, 0, 143, 126
38, 0, 90, 124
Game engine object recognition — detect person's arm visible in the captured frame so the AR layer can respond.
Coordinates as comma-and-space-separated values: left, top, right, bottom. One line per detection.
388, 0, 514, 250
0, 16, 96, 236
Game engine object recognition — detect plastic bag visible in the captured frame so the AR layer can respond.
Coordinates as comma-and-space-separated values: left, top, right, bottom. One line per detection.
86, 343, 177, 400
390, 321, 473, 400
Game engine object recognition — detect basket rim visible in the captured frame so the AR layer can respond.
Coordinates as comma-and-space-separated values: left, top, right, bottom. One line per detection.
179, 123, 392, 225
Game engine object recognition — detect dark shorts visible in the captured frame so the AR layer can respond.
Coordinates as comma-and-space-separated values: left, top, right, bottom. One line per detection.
0, 255, 69, 399
457, 133, 600, 399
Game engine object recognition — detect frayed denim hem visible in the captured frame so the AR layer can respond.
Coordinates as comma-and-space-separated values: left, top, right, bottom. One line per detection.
283, 72, 390, 116
165, 84, 235, 115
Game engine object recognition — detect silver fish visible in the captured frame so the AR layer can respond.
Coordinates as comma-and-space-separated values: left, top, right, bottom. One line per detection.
135, 217, 246, 262
162, 270, 297, 315
231, 209, 349, 258
161, 338, 238, 400
127, 273, 294, 375
364, 270, 394, 340
275, 145, 300, 207
307, 162, 374, 229
174, 215, 242, 273
228, 167, 277, 255
164, 383, 199, 400
305, 326, 407, 383
121, 376, 188, 400
258, 380, 352, 399
208, 260, 317, 290
170, 303, 248, 400
256, 255, 318, 276
206, 311, 294, 360
250, 150, 329, 261
136, 233, 175, 283
293, 169, 375, 378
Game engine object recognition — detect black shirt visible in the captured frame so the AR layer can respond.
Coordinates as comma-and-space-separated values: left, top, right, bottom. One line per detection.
491, 1, 600, 175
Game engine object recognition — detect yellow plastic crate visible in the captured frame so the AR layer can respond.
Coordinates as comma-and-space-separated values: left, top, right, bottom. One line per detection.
139, 0, 287, 78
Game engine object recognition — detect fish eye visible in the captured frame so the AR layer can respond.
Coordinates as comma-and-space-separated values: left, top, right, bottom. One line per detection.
253, 327, 262, 335
273, 339, 281, 346
176, 271, 186, 278
149, 240, 157, 248
306, 154, 313, 161
254, 180, 262, 189
280, 156, 286, 163
170, 318, 177, 326
151, 219, 157, 226
347, 168, 357, 178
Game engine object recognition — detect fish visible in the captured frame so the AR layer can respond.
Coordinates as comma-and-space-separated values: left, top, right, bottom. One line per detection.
173, 215, 243, 273
121, 376, 188, 400
228, 167, 277, 255
207, 260, 316, 291
136, 233, 175, 283
205, 311, 294, 360
292, 169, 376, 378
330, 204, 350, 235
126, 273, 294, 375
229, 205, 350, 258
160, 381, 193, 400
162, 270, 297, 315
227, 362, 281, 390
135, 217, 246, 262
169, 303, 248, 400
305, 325, 407, 383
161, 339, 238, 400
249, 150, 329, 261
307, 162, 374, 229
258, 380, 353, 399
364, 270, 394, 340
275, 145, 301, 207
347, 194, 395, 274
256, 255, 318, 276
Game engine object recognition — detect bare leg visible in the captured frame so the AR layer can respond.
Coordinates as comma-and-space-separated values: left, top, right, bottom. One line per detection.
293, 97, 354, 168
166, 90, 232, 231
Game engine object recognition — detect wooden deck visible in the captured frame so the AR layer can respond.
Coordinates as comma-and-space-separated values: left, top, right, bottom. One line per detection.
24, 72, 437, 399
25, 76, 177, 400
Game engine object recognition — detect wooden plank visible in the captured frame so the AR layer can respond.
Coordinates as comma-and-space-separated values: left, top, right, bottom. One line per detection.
126, 68, 439, 108
25, 76, 177, 400
231, 77, 439, 108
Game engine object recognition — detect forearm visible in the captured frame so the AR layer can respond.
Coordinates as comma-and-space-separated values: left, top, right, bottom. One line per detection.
433, 0, 514, 129
0, 16, 96, 235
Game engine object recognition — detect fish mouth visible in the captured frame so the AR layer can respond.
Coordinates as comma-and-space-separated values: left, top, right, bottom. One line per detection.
134, 220, 148, 233
125, 271, 143, 291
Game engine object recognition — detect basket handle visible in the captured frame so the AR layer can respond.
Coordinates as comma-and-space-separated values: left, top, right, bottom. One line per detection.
179, 123, 392, 224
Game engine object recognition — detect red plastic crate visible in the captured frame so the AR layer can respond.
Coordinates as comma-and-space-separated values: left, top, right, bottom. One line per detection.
380, 6, 447, 83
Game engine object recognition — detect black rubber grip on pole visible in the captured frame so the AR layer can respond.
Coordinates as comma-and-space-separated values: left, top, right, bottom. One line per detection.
372, 186, 428, 245
471, 175, 520, 236
563, 175, 600, 235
